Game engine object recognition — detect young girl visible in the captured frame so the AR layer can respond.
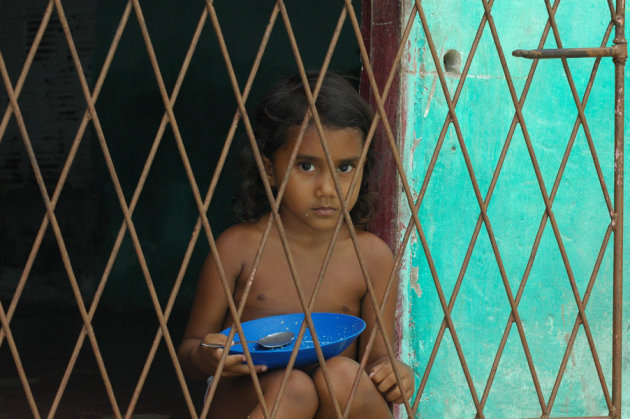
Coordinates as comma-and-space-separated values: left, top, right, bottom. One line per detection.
177, 71, 414, 418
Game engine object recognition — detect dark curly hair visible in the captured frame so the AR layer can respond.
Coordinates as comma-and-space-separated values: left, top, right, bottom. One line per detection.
232, 71, 379, 229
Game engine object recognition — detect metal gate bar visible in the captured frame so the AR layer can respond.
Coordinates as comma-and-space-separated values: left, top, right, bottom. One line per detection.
407, 0, 568, 412
507, 20, 615, 413
0, 0, 124, 414
0, 0, 624, 418
513, 1, 625, 416
200, 1, 409, 417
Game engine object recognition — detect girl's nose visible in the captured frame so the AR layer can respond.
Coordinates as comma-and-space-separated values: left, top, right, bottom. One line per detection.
316, 169, 337, 198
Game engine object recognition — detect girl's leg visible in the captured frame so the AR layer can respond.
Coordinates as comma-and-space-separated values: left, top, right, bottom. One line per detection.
248, 368, 319, 419
207, 369, 318, 419
312, 356, 393, 419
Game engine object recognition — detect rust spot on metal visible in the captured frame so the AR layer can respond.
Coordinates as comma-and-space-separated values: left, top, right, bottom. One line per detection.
513, 46, 617, 59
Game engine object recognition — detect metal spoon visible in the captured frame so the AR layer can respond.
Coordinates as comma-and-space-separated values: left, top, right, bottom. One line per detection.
200, 331, 295, 350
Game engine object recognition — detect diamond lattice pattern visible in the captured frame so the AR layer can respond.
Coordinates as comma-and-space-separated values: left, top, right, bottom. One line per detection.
0, 0, 624, 418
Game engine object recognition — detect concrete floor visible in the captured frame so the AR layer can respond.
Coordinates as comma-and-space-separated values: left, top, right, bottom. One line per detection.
0, 306, 205, 418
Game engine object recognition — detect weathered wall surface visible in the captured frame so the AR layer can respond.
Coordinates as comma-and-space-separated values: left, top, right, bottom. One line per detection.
396, 2, 629, 417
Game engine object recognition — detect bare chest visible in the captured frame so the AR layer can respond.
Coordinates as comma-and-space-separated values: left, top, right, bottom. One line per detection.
231, 245, 367, 322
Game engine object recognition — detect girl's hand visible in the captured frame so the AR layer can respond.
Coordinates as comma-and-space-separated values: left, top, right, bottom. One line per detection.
368, 358, 415, 404
197, 333, 268, 377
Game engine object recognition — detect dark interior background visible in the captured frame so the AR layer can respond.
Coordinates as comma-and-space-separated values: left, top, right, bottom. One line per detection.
0, 1, 362, 415
0, 0, 362, 313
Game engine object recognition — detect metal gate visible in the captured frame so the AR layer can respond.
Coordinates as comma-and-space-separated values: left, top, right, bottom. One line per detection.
0, 0, 624, 418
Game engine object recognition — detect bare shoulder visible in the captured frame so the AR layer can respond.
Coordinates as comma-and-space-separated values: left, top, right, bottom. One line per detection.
216, 221, 262, 249
209, 220, 265, 271
355, 230, 394, 270
355, 230, 393, 256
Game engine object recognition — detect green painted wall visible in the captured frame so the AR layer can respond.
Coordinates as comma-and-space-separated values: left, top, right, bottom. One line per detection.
397, 2, 628, 417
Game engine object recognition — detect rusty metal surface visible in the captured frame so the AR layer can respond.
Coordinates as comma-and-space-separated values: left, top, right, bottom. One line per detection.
612, 1, 626, 418
509, 1, 625, 417
0, 0, 624, 418
513, 46, 619, 59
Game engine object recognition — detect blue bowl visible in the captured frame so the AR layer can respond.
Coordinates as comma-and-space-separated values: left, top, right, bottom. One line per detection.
220, 312, 366, 369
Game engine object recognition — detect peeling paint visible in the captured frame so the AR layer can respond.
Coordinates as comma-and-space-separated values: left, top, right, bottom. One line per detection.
410, 266, 422, 298
397, 1, 628, 417
424, 74, 438, 117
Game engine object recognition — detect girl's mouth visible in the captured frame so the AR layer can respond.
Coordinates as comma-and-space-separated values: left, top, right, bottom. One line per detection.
311, 207, 337, 217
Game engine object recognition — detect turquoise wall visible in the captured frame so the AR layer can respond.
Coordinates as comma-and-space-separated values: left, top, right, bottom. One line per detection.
397, 2, 629, 417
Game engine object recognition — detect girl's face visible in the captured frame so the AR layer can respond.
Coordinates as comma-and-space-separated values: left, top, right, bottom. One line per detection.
264, 125, 364, 234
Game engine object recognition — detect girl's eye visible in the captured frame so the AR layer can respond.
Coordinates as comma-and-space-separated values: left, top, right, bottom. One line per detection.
298, 162, 315, 172
338, 163, 354, 173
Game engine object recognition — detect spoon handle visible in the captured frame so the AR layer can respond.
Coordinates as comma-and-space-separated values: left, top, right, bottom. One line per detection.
200, 341, 244, 349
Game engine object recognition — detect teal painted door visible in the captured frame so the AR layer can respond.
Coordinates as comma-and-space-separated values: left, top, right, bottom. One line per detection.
393, 1, 627, 417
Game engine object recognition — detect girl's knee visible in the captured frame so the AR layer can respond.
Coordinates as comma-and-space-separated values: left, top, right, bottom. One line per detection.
282, 369, 318, 403
314, 356, 389, 410
251, 369, 317, 418
313, 356, 369, 396
312, 357, 393, 418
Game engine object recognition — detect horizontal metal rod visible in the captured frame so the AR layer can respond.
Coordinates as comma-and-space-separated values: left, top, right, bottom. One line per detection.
519, 416, 612, 419
513, 46, 620, 59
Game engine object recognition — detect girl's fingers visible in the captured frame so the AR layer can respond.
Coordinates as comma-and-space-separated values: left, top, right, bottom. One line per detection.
374, 372, 397, 395
404, 380, 415, 400
208, 347, 231, 361
384, 386, 403, 403
222, 352, 246, 365
370, 361, 416, 403
218, 352, 268, 376
382, 376, 416, 404
198, 335, 267, 376
368, 361, 391, 382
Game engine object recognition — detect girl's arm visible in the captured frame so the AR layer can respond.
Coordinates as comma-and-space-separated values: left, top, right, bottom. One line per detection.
358, 234, 415, 404
177, 226, 267, 380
